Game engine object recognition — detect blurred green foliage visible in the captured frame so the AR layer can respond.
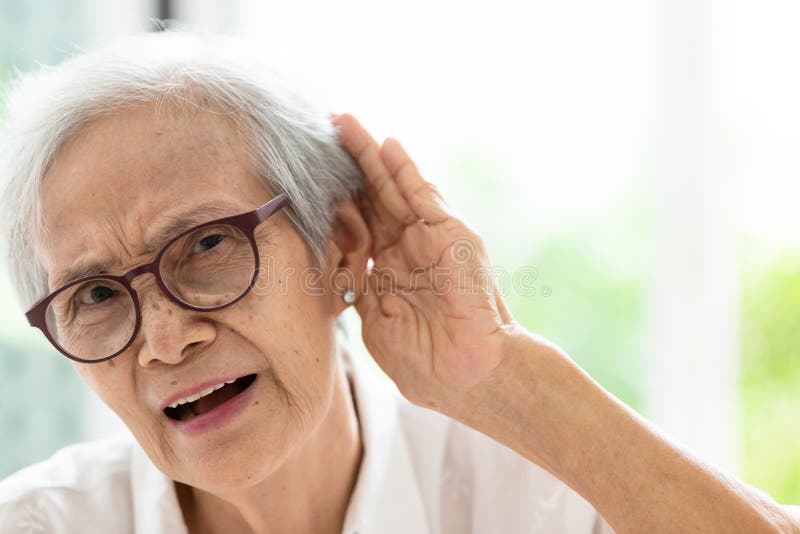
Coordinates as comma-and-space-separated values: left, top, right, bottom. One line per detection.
506, 231, 648, 409
453, 139, 800, 505
446, 142, 651, 410
740, 245, 800, 504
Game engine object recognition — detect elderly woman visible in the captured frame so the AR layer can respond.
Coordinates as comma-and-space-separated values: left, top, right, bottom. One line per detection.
0, 31, 797, 534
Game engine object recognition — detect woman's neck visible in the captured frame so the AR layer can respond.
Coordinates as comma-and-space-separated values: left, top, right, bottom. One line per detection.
175, 352, 363, 534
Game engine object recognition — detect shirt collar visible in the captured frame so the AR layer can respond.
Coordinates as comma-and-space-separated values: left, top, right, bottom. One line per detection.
130, 434, 188, 534
340, 346, 430, 534
128, 347, 430, 534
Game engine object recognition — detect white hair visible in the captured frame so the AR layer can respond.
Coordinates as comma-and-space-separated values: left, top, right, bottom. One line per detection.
0, 29, 363, 312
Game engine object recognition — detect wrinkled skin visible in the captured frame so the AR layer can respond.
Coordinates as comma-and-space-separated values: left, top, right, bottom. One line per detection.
35, 102, 371, 533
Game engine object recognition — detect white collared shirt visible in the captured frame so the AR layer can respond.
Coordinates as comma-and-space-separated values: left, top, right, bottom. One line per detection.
0, 348, 614, 533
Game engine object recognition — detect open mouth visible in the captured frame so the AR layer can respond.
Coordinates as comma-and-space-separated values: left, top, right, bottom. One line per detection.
164, 374, 257, 421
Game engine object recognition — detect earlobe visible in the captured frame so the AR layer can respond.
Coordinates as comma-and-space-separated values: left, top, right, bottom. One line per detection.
326, 194, 372, 309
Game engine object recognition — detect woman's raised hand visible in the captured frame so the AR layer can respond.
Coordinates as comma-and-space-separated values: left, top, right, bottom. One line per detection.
332, 113, 520, 409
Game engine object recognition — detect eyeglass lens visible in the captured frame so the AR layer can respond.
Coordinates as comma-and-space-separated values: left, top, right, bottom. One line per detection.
44, 223, 256, 361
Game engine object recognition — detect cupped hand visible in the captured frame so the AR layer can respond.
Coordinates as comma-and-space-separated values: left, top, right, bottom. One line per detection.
332, 113, 521, 410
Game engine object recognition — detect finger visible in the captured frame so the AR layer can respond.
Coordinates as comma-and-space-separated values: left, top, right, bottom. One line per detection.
335, 114, 413, 224
381, 137, 453, 224
333, 114, 417, 227
353, 273, 382, 320
353, 268, 402, 321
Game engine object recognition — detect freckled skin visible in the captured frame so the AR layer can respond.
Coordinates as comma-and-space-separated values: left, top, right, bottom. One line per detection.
34, 102, 371, 531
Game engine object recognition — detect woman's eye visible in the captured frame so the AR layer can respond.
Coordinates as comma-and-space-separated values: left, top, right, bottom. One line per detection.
193, 234, 225, 254
79, 285, 117, 305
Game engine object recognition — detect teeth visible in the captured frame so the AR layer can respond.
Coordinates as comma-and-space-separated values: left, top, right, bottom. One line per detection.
168, 380, 231, 409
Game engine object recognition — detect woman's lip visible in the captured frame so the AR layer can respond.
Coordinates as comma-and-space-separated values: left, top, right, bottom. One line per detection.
160, 374, 250, 410
168, 374, 259, 436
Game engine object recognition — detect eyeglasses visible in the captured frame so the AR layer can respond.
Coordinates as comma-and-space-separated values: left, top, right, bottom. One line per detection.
25, 193, 290, 364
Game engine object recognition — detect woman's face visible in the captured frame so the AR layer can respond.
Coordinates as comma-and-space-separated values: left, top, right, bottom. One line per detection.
34, 102, 363, 492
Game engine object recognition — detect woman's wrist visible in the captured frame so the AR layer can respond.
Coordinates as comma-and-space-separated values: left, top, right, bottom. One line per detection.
436, 324, 577, 482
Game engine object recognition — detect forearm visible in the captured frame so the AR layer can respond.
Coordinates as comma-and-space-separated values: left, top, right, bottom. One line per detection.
443, 326, 798, 533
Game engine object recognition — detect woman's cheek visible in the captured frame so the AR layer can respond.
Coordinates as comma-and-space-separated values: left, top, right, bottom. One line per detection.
72, 362, 138, 425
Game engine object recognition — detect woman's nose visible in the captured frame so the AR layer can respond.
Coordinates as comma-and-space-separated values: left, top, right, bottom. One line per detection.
133, 276, 217, 368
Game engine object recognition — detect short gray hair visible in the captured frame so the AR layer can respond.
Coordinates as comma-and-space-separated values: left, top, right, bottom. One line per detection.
0, 29, 363, 311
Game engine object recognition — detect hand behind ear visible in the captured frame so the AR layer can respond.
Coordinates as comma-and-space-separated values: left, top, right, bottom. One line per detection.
332, 113, 518, 409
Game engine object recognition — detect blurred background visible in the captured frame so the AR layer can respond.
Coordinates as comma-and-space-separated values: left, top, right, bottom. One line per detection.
0, 0, 798, 505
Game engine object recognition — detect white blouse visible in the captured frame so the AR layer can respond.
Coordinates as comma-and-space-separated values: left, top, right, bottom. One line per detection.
0, 347, 614, 533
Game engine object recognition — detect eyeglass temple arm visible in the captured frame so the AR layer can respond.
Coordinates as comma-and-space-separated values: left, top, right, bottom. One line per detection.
255, 192, 290, 223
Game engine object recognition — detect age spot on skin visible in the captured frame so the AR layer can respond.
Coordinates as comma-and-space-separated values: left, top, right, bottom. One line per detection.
171, 380, 177, 386
107, 359, 115, 368
151, 302, 160, 311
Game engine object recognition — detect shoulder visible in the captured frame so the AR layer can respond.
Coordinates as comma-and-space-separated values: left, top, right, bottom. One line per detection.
395, 395, 613, 533
0, 433, 136, 534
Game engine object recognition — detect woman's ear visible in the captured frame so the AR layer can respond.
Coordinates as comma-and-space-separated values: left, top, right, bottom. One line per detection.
325, 192, 372, 313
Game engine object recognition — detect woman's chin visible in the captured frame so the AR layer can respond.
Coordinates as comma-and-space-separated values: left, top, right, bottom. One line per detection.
176, 444, 286, 494
162, 414, 293, 493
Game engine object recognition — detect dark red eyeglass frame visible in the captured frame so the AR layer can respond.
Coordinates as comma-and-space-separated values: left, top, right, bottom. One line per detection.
25, 192, 290, 364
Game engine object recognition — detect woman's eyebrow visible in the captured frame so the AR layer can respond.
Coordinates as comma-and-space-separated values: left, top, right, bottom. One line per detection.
50, 203, 244, 290
142, 203, 241, 253
50, 260, 113, 291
